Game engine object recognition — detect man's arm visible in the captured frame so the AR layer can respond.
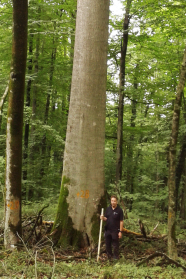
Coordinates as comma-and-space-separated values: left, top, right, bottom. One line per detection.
120, 220, 123, 231
100, 208, 108, 221
118, 220, 124, 238
100, 215, 107, 221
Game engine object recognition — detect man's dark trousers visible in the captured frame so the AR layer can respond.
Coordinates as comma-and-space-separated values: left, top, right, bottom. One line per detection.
105, 230, 119, 259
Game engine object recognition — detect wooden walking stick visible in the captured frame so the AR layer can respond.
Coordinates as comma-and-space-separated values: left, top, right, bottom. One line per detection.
97, 208, 104, 262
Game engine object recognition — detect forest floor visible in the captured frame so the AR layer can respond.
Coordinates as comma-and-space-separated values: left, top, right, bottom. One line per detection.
1, 201, 186, 278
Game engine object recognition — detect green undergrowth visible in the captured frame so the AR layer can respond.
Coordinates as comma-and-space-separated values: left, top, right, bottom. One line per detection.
0, 197, 58, 225
22, 196, 58, 221
1, 202, 186, 278
0, 250, 186, 279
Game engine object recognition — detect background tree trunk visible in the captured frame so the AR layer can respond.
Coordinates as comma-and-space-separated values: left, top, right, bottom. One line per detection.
175, 134, 186, 213
52, 0, 109, 248
4, 0, 28, 249
180, 164, 186, 220
167, 45, 186, 260
0, 84, 9, 131
175, 96, 186, 213
23, 33, 33, 200
116, 0, 132, 183
125, 65, 137, 211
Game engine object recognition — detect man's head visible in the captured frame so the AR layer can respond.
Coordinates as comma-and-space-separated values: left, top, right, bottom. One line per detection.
110, 195, 118, 209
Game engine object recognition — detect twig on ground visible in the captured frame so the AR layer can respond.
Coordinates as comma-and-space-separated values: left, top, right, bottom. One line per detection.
50, 240, 56, 279
17, 232, 34, 259
57, 255, 88, 261
22, 219, 36, 228
35, 250, 38, 279
34, 236, 52, 249
1, 261, 8, 274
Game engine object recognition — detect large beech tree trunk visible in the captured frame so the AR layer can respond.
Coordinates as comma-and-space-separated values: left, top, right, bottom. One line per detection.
4, 0, 28, 249
52, 0, 109, 248
167, 45, 186, 260
116, 0, 132, 183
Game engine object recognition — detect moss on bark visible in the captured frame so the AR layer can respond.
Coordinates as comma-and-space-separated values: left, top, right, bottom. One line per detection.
52, 176, 82, 248
52, 181, 107, 248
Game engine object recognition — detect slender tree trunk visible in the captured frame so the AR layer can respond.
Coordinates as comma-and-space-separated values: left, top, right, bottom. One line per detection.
167, 45, 186, 260
26, 29, 40, 200
175, 135, 186, 212
116, 0, 132, 183
180, 164, 186, 220
40, 35, 57, 179
155, 105, 160, 209
52, 0, 109, 248
126, 70, 137, 211
31, 5, 41, 130
31, 30, 40, 135
23, 34, 33, 200
0, 83, 9, 130
68, 12, 76, 105
4, 0, 28, 249
175, 96, 186, 212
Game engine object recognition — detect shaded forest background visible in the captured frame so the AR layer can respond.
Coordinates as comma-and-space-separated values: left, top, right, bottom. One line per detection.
0, 0, 186, 225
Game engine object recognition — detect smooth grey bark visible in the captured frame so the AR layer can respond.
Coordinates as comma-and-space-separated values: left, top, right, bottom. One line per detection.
53, 0, 109, 247
4, 0, 28, 249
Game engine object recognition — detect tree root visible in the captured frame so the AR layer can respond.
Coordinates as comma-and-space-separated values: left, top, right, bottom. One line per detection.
136, 251, 186, 271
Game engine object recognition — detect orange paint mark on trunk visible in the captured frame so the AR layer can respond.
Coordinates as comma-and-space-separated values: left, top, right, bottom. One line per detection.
7, 200, 19, 210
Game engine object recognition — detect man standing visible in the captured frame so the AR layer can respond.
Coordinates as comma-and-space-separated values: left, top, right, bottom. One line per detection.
100, 195, 124, 260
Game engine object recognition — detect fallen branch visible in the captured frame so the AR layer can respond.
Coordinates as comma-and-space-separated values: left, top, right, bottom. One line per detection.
37, 254, 89, 262
136, 238, 157, 242
122, 227, 143, 237
25, 204, 49, 244
149, 222, 159, 236
136, 251, 186, 272
22, 219, 36, 228
0, 83, 9, 113
122, 228, 166, 240
0, 82, 9, 130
